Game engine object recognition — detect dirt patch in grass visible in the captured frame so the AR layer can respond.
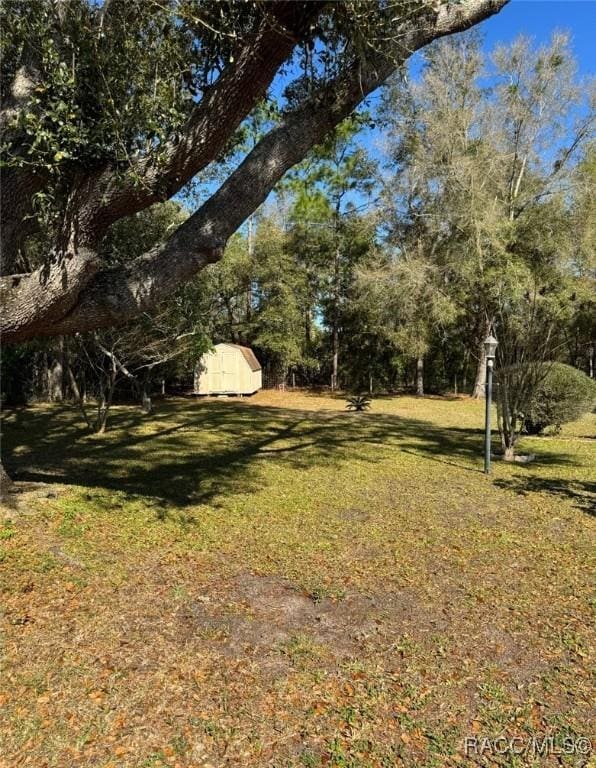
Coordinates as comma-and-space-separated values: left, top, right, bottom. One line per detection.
172, 572, 433, 670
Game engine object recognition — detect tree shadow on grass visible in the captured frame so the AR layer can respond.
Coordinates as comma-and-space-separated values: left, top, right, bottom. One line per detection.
493, 475, 596, 516
0, 399, 581, 511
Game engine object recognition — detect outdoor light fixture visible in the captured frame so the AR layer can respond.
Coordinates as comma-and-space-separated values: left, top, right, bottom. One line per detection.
484, 333, 498, 474
484, 335, 498, 362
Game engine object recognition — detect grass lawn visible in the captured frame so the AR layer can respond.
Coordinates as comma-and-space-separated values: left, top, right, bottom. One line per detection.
1, 392, 594, 768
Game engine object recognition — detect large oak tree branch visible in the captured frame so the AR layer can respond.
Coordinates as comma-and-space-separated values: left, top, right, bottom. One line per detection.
1, 0, 509, 344
0, 167, 48, 272
73, 2, 326, 246
1, 248, 101, 338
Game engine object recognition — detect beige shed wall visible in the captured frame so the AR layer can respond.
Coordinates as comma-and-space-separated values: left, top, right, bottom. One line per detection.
194, 344, 262, 395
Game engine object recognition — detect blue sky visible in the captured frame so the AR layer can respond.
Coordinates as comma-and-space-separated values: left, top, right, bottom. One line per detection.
405, 0, 596, 78
342, 0, 596, 213
481, 0, 595, 76
185, 1, 595, 218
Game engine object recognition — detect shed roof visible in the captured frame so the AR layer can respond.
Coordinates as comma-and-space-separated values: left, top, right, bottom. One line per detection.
219, 343, 262, 372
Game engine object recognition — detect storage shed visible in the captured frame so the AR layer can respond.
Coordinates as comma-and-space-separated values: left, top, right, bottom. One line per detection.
194, 343, 262, 395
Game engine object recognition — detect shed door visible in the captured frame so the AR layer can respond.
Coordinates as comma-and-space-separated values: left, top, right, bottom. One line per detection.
221, 351, 236, 391
208, 352, 221, 392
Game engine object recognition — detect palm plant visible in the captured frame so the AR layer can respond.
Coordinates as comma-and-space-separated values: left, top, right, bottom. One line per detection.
345, 394, 372, 412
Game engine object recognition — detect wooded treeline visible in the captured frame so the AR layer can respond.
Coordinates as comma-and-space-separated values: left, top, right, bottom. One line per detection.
2, 32, 594, 422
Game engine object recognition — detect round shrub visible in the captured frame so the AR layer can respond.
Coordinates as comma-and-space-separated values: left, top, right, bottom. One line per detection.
524, 363, 596, 434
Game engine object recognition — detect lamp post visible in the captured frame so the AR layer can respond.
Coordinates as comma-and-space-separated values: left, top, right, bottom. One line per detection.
483, 334, 498, 475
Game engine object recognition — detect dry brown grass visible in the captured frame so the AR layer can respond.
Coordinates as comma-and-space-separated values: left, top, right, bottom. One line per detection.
1, 393, 594, 767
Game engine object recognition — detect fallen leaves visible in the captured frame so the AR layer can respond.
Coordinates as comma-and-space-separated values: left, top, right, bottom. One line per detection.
0, 396, 593, 768
87, 690, 106, 703
342, 681, 355, 697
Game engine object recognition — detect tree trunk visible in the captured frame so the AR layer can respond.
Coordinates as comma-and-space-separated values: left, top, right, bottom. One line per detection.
40, 352, 48, 401
141, 384, 152, 414
48, 355, 64, 401
95, 369, 116, 433
416, 356, 424, 396
66, 364, 91, 429
31, 352, 41, 401
503, 445, 515, 461
497, 380, 518, 460
0, 461, 14, 502
589, 343, 594, 379
330, 231, 340, 391
305, 309, 311, 344
472, 339, 487, 399
472, 319, 493, 399
96, 397, 108, 434
462, 347, 469, 392
60, 337, 67, 399
246, 213, 254, 320
331, 325, 339, 391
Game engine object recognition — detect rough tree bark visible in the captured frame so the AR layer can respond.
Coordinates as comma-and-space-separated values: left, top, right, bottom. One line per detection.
331, 325, 339, 391
330, 241, 341, 392
1, 0, 509, 366
472, 319, 493, 399
0, 463, 14, 502
48, 359, 64, 402
416, 356, 424, 396
472, 339, 488, 399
